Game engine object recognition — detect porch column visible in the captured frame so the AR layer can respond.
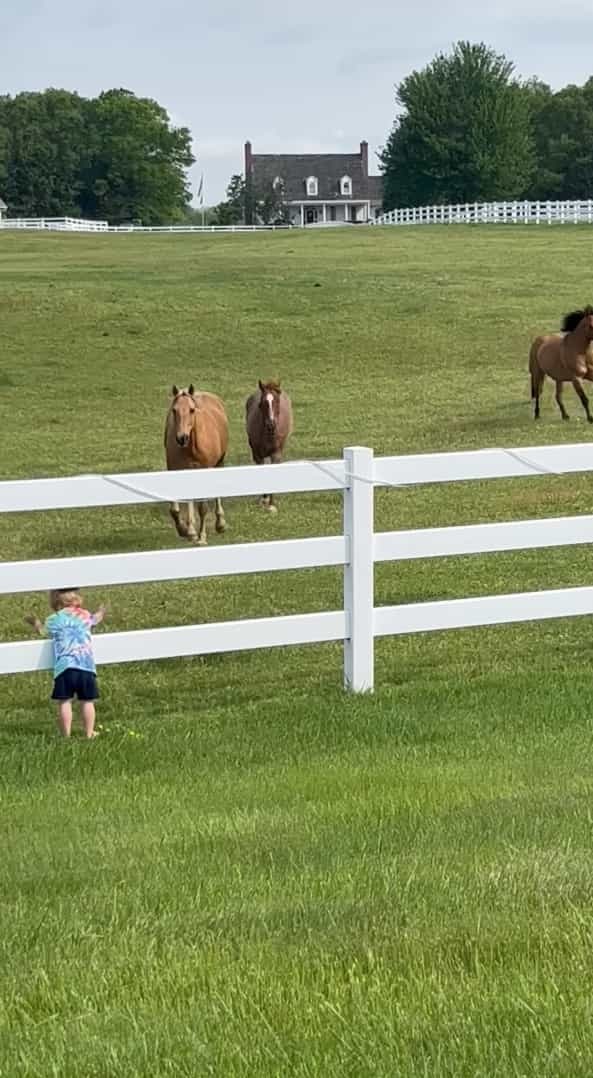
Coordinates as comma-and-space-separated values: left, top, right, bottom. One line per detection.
323, 203, 327, 223
300, 204, 304, 227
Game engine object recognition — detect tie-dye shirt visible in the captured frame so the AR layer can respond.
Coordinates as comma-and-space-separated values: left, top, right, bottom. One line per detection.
44, 606, 99, 677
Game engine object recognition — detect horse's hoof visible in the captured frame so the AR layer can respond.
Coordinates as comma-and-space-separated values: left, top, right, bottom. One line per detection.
215, 520, 227, 533
266, 505, 278, 515
587, 416, 593, 424
195, 536, 207, 546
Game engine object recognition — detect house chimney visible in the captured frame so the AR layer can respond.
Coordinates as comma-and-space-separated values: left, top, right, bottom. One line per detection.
360, 140, 369, 177
244, 141, 253, 225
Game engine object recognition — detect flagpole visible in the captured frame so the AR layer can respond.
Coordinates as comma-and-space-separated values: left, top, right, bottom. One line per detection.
198, 171, 205, 228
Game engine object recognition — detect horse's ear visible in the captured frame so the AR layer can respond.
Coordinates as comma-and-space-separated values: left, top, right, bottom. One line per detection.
188, 383, 195, 395
258, 380, 265, 392
172, 385, 179, 397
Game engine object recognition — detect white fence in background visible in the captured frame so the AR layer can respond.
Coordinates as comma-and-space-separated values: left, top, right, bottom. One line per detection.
3, 200, 593, 234
3, 441, 593, 691
373, 199, 593, 227
0, 217, 110, 232
0, 216, 294, 234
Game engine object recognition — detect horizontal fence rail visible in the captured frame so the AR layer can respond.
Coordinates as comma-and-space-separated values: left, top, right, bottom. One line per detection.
373, 199, 593, 228
3, 442, 593, 690
0, 612, 346, 675
2, 442, 593, 514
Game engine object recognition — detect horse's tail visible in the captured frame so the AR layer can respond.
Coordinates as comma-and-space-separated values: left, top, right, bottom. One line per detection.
529, 336, 545, 398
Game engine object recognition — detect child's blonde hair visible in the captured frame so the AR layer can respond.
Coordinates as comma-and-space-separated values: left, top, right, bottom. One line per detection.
49, 589, 82, 611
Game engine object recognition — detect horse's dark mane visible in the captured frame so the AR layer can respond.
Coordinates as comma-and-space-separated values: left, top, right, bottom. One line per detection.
562, 310, 586, 332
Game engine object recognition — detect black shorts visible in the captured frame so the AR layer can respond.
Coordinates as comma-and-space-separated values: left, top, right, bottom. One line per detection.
51, 669, 99, 702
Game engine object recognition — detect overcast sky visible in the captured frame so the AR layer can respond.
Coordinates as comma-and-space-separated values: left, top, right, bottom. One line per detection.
3, 0, 593, 204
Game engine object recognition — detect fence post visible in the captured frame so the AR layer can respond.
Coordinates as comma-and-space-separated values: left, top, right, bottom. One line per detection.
343, 446, 374, 693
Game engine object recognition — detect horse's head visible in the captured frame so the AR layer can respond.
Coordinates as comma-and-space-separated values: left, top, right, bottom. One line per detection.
258, 379, 281, 435
562, 308, 593, 338
170, 385, 196, 448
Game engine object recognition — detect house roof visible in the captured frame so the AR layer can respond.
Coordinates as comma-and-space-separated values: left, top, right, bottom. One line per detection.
250, 153, 381, 202
0, 198, 7, 211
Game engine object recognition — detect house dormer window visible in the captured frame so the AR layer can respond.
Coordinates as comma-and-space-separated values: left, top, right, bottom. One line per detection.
273, 176, 283, 192
306, 176, 318, 197
340, 175, 352, 197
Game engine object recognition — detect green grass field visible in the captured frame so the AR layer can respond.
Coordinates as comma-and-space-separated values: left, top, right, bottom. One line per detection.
3, 225, 593, 1076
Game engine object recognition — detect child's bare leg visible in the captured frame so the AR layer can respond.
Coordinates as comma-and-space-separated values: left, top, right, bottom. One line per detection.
57, 701, 73, 737
80, 701, 97, 739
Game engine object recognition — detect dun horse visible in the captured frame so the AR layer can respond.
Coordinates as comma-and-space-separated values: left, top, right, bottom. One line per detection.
529, 306, 593, 422
245, 380, 293, 513
164, 385, 228, 544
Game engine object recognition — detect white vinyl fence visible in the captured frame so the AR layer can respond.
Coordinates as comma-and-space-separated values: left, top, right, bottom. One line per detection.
3, 441, 593, 692
3, 201, 593, 234
0, 217, 110, 232
0, 217, 293, 234
373, 199, 593, 227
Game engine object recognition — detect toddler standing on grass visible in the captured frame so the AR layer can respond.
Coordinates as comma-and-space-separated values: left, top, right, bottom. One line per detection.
25, 589, 105, 739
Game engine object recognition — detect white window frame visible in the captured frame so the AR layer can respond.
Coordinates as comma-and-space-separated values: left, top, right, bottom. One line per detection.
340, 175, 352, 197
306, 176, 318, 197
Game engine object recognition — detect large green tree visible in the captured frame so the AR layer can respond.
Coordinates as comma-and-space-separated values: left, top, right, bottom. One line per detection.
81, 89, 194, 224
381, 41, 535, 209
1, 90, 87, 217
0, 88, 194, 224
527, 78, 593, 200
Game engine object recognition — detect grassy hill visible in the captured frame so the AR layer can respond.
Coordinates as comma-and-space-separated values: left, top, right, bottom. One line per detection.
2, 226, 593, 1076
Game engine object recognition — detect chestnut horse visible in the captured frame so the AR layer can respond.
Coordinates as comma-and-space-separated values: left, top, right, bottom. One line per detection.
164, 385, 228, 544
245, 380, 293, 513
529, 307, 593, 422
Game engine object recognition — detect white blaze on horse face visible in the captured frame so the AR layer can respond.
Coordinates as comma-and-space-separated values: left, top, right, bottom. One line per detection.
265, 392, 275, 424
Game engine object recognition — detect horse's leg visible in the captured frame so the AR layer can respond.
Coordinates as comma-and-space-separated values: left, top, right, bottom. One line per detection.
251, 454, 270, 509
266, 451, 282, 513
215, 497, 226, 532
555, 381, 569, 421
196, 501, 208, 545
572, 377, 593, 423
533, 369, 545, 420
215, 458, 226, 533
185, 500, 198, 541
169, 501, 189, 538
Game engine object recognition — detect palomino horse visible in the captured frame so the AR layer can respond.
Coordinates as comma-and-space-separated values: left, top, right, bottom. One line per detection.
245, 380, 293, 513
529, 306, 593, 422
164, 385, 228, 544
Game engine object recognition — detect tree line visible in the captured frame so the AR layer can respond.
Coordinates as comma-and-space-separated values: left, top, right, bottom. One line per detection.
4, 45, 593, 225
381, 41, 593, 210
0, 89, 194, 224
